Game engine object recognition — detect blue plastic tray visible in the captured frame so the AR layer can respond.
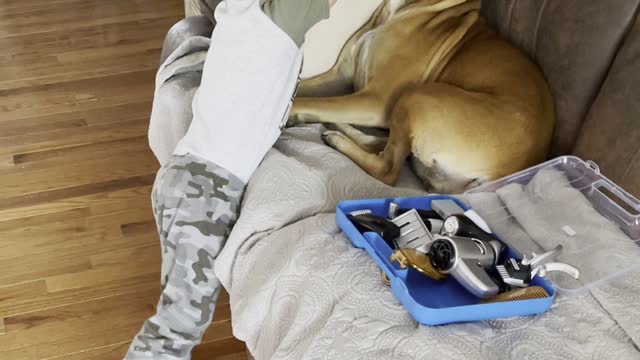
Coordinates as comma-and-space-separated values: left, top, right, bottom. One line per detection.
336, 195, 556, 326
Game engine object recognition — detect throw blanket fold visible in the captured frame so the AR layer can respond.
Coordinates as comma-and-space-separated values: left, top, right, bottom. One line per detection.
151, 37, 640, 360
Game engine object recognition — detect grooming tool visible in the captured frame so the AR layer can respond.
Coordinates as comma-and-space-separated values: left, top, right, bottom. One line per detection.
397, 208, 441, 221
463, 209, 492, 234
348, 212, 401, 248
431, 199, 493, 234
428, 219, 444, 234
381, 271, 391, 286
388, 202, 400, 219
431, 199, 465, 219
480, 286, 549, 303
521, 244, 563, 268
390, 209, 434, 249
441, 214, 495, 242
396, 208, 444, 234
389, 248, 447, 281
428, 235, 504, 298
531, 262, 580, 280
350, 209, 372, 217
496, 245, 580, 288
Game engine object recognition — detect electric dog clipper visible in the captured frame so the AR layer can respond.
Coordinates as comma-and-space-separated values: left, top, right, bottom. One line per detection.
348, 211, 401, 248
441, 214, 495, 242
428, 235, 504, 299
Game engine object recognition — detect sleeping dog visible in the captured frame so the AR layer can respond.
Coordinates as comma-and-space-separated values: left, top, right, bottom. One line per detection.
288, 0, 554, 193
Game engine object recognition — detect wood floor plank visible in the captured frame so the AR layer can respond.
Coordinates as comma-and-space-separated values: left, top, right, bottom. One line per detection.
0, 154, 15, 169
4, 306, 233, 359
201, 315, 235, 344
0, 272, 159, 318
0, 26, 174, 90
0, 183, 152, 223
0, 153, 158, 200
0, 295, 156, 352
0, 174, 156, 213
0, 0, 183, 37
0, 117, 149, 156
0, 207, 91, 232
0, 250, 93, 287
54, 342, 132, 360
0, 317, 5, 335
0, 70, 156, 122
46, 245, 161, 292
2, 288, 158, 334
0, 101, 151, 138
193, 337, 248, 360
38, 320, 236, 360
0, 16, 173, 57
0, 214, 156, 264
0, 281, 48, 303
0, 347, 37, 360
13, 136, 148, 165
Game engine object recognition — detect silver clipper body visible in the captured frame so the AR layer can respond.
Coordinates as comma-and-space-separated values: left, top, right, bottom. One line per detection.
428, 235, 504, 299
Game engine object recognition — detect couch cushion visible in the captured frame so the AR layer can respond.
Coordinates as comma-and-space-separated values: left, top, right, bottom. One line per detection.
481, 0, 640, 156
574, 14, 640, 198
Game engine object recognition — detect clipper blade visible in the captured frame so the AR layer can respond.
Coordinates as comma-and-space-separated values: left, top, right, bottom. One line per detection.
350, 209, 373, 217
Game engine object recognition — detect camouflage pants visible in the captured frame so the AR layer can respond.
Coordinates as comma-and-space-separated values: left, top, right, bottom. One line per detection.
125, 153, 244, 360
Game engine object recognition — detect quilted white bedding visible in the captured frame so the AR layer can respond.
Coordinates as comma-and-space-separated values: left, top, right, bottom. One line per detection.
213, 125, 640, 360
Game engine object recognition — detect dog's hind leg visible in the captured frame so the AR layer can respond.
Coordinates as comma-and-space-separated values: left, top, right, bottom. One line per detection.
323, 100, 412, 185
327, 124, 388, 153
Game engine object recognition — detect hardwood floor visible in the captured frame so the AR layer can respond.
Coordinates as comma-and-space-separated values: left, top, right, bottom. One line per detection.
0, 0, 246, 358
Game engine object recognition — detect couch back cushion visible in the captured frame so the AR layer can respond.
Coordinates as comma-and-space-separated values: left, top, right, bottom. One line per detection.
302, 0, 381, 78
481, 0, 640, 156
574, 15, 640, 197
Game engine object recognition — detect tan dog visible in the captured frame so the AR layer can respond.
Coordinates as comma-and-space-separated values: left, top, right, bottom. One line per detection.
289, 0, 554, 193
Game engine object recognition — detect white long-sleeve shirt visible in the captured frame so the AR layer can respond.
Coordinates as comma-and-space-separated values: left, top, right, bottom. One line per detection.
173, 0, 304, 184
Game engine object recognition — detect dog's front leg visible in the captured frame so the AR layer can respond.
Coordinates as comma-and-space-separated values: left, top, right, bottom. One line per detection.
297, 66, 354, 97
289, 91, 387, 128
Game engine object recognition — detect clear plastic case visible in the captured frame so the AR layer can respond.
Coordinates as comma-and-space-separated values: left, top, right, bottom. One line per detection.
466, 156, 640, 295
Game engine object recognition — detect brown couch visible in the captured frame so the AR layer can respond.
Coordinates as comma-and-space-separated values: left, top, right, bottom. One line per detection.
165, 0, 640, 198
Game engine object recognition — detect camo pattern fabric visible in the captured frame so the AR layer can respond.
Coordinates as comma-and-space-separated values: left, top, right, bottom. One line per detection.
124, 153, 244, 360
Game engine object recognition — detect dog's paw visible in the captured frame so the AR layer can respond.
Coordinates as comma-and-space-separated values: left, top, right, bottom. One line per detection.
286, 114, 299, 127
321, 130, 347, 150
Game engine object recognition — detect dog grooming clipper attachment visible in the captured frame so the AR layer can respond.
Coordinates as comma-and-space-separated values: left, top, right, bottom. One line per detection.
496, 245, 580, 288
390, 209, 434, 249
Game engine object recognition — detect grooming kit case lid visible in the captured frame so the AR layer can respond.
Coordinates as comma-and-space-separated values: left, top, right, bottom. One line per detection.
466, 156, 640, 295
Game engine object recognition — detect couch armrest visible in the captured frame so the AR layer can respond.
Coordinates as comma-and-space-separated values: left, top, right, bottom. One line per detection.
185, 0, 221, 19
160, 15, 216, 64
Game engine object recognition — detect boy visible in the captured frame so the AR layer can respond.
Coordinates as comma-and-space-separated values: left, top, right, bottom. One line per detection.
125, 0, 336, 358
